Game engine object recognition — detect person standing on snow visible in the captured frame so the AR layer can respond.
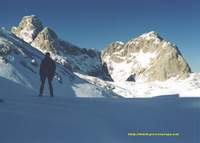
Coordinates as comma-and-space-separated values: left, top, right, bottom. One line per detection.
39, 52, 56, 97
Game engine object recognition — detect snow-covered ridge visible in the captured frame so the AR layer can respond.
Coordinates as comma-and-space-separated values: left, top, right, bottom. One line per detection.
140, 31, 159, 38
11, 15, 103, 77
0, 28, 117, 98
115, 41, 124, 45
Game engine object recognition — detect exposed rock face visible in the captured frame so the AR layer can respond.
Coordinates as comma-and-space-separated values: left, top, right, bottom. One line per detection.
126, 74, 135, 82
31, 27, 59, 53
11, 16, 191, 82
11, 15, 103, 76
102, 63, 113, 81
102, 31, 191, 82
11, 15, 43, 43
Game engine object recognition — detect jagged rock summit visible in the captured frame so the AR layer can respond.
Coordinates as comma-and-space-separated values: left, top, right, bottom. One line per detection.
31, 27, 60, 53
11, 15, 102, 76
101, 31, 191, 82
11, 15, 43, 43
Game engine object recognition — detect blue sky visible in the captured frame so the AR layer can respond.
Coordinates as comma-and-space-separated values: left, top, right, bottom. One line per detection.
0, 0, 200, 71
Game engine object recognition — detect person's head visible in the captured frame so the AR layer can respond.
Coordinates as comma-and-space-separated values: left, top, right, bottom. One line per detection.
45, 52, 51, 58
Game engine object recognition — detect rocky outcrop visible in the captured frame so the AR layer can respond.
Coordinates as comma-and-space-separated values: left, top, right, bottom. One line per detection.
31, 27, 59, 53
102, 31, 191, 82
102, 63, 113, 81
11, 15, 43, 43
126, 74, 136, 82
11, 15, 103, 77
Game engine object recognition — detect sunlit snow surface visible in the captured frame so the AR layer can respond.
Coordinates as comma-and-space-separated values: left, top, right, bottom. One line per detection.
105, 50, 158, 82
76, 73, 200, 98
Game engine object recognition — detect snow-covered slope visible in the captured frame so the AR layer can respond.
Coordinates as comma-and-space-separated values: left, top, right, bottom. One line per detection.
0, 81, 199, 143
0, 28, 117, 98
75, 72, 200, 98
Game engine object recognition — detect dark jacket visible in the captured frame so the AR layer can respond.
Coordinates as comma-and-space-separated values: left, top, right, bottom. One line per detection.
40, 57, 56, 80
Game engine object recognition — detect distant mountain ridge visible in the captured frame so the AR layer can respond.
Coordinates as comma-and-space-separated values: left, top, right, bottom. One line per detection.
0, 15, 198, 98
11, 15, 191, 83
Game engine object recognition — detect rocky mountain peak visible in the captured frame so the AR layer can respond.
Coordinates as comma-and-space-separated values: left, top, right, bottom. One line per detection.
22, 15, 42, 26
41, 27, 58, 40
31, 27, 59, 54
126, 31, 164, 47
11, 15, 43, 43
11, 15, 103, 77
11, 15, 59, 54
115, 41, 125, 45
101, 31, 191, 82
140, 31, 159, 38
139, 31, 164, 42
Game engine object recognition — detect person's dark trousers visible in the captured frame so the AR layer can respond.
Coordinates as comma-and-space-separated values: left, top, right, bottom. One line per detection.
39, 76, 54, 97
